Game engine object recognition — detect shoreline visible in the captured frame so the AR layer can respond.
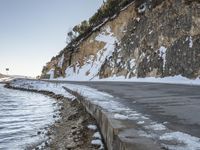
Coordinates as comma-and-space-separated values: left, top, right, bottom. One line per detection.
5, 83, 105, 150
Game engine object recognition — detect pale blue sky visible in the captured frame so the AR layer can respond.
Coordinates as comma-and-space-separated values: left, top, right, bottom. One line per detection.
0, 0, 103, 77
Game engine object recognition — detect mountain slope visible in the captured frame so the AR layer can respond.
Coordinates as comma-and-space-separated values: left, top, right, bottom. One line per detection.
41, 0, 200, 81
0, 73, 7, 78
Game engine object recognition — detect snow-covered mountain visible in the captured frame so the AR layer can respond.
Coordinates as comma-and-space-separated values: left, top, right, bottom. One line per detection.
41, 0, 200, 81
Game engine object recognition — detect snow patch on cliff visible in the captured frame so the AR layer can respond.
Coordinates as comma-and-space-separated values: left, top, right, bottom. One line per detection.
58, 54, 64, 68
189, 36, 193, 48
47, 69, 55, 79
64, 26, 118, 81
159, 46, 167, 67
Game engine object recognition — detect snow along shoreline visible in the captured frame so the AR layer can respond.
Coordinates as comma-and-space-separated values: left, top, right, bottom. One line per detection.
6, 79, 105, 150
8, 79, 200, 150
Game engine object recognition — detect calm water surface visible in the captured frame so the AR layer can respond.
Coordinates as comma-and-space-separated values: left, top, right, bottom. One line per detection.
0, 84, 58, 150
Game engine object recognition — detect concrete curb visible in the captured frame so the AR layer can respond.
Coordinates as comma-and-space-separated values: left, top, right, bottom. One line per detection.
63, 87, 163, 150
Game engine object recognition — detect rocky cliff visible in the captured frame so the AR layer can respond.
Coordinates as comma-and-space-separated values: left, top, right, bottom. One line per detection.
41, 0, 200, 80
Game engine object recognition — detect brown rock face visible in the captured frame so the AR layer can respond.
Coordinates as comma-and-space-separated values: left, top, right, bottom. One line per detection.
101, 0, 200, 79
42, 0, 200, 80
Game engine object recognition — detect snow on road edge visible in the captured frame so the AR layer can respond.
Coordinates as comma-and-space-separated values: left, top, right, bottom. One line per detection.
9, 79, 200, 150
62, 83, 200, 150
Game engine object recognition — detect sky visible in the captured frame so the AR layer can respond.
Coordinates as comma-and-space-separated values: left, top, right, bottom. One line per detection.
0, 0, 103, 77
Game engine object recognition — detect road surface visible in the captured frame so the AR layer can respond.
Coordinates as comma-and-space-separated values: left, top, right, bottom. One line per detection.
52, 81, 200, 138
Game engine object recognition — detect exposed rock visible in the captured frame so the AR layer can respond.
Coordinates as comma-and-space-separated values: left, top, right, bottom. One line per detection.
41, 0, 200, 80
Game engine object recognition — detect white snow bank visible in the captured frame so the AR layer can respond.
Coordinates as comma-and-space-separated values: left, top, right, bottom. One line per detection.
92, 75, 200, 86
53, 73, 200, 86
62, 83, 200, 150
160, 132, 200, 150
9, 79, 200, 150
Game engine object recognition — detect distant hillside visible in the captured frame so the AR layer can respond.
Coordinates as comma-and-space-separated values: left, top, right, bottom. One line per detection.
41, 0, 200, 80
0, 74, 7, 78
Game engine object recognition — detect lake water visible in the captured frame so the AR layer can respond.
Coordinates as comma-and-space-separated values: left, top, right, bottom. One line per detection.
0, 84, 58, 150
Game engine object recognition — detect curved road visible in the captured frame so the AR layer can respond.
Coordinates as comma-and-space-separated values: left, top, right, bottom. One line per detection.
59, 81, 200, 138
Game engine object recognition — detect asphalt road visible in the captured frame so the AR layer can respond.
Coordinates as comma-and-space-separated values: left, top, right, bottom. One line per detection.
57, 81, 200, 138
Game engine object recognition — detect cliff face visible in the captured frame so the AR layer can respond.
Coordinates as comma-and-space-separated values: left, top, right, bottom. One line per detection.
41, 0, 200, 80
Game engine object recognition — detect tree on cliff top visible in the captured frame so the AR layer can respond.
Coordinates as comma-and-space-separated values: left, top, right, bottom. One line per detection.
66, 0, 134, 45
